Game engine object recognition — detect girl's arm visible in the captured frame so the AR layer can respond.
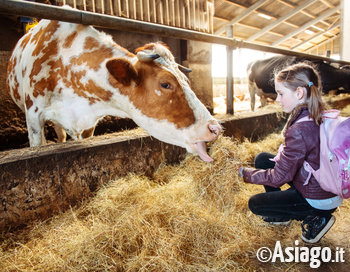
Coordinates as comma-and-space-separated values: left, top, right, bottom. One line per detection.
241, 128, 307, 187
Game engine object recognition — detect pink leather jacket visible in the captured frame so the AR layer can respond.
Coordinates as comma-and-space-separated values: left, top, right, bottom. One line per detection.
242, 107, 336, 199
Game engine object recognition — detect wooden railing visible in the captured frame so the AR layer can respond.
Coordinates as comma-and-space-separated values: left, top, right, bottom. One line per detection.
57, 0, 214, 33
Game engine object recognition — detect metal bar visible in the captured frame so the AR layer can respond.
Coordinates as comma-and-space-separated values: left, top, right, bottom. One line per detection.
1, 0, 350, 66
226, 25, 234, 115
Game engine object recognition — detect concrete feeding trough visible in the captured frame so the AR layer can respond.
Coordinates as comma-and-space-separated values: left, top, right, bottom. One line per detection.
0, 110, 288, 231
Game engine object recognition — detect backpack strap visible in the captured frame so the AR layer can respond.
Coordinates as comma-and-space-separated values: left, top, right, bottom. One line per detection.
302, 161, 316, 186
295, 116, 313, 124
295, 116, 315, 186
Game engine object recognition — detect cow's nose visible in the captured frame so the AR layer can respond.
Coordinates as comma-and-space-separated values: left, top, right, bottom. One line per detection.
208, 121, 221, 139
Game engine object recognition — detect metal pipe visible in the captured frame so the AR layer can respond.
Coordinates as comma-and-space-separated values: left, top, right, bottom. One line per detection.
1, 0, 350, 66
226, 25, 234, 115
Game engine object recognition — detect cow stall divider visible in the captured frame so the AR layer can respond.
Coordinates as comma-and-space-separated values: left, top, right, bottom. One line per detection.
0, 0, 350, 231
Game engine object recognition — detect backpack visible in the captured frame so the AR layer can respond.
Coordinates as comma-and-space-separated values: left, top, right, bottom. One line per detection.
297, 110, 350, 199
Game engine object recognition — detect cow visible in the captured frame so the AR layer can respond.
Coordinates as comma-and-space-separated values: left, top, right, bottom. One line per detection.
7, 19, 221, 162
247, 55, 350, 111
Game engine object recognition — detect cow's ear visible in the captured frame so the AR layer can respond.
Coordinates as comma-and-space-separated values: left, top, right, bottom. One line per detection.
106, 58, 139, 86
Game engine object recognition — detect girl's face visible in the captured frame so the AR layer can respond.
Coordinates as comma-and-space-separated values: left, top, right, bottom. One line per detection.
275, 81, 302, 113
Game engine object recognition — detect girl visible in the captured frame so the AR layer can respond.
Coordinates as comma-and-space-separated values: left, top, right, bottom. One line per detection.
239, 62, 342, 244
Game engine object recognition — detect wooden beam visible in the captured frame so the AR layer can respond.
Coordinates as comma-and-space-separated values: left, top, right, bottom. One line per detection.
214, 15, 293, 39
319, 0, 335, 9
215, 0, 270, 35
304, 34, 339, 53
278, 0, 339, 28
246, 0, 317, 42
272, 5, 340, 46
214, 5, 302, 34
291, 23, 339, 50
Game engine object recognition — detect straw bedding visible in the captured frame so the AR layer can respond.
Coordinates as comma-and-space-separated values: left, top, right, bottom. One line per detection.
0, 107, 349, 272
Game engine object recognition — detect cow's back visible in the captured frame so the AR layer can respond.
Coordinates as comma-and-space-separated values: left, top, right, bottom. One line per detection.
7, 20, 130, 112
251, 56, 299, 93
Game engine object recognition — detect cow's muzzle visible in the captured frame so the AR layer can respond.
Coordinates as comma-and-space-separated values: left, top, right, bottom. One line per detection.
192, 120, 221, 162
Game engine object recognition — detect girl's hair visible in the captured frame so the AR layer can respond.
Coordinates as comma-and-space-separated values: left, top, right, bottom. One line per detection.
275, 62, 326, 125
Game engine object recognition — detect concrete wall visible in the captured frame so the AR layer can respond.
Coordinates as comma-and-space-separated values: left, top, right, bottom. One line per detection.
185, 40, 213, 112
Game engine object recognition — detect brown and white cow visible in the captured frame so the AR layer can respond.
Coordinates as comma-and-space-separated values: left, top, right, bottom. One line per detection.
7, 19, 221, 162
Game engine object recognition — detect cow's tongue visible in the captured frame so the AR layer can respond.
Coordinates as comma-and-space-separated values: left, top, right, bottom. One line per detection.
194, 142, 214, 162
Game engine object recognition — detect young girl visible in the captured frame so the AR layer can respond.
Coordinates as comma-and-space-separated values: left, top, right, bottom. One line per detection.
239, 62, 342, 244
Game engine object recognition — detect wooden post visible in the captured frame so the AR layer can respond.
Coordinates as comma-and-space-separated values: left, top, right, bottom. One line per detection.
75, 0, 83, 10
164, 0, 170, 25
143, 0, 150, 21
185, 0, 190, 29
175, 0, 180, 27
226, 24, 234, 115
112, 0, 121, 16
104, 0, 113, 15
101, 0, 105, 14
169, 0, 175, 26
137, 0, 143, 21
180, 0, 185, 28
92, 0, 96, 12
156, 0, 163, 25
208, 1, 213, 34
150, 0, 156, 22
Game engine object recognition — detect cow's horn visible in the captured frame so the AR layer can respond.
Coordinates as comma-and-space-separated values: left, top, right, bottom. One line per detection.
178, 64, 192, 73
137, 52, 160, 62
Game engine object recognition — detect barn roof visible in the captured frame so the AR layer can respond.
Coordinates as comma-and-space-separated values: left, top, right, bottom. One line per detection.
213, 0, 341, 55
1, 0, 342, 58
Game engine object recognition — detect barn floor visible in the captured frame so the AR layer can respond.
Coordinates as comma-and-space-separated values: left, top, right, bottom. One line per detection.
0, 103, 349, 271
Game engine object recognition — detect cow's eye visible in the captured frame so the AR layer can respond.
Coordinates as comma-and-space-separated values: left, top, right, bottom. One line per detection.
160, 82, 172, 89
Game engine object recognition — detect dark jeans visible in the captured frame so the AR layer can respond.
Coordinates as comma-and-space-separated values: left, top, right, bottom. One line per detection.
248, 152, 336, 221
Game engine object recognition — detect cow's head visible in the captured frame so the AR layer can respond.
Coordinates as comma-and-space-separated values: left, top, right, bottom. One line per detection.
106, 42, 221, 161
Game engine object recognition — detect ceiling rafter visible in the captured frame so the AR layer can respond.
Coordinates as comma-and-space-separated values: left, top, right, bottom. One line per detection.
272, 5, 340, 46
217, 0, 306, 35
246, 0, 318, 42
319, 0, 335, 8
304, 34, 339, 53
214, 14, 292, 39
291, 23, 340, 50
277, 0, 338, 28
213, 0, 341, 56
215, 0, 271, 35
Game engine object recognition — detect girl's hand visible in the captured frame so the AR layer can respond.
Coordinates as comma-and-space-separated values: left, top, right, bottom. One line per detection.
238, 167, 244, 178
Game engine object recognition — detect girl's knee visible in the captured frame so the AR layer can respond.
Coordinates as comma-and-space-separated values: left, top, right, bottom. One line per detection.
248, 194, 262, 215
254, 152, 275, 169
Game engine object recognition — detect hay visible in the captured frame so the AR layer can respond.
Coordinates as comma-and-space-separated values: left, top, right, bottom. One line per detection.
0, 130, 349, 271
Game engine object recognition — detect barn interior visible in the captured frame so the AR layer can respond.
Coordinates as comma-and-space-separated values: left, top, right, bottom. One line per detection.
0, 1, 350, 271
